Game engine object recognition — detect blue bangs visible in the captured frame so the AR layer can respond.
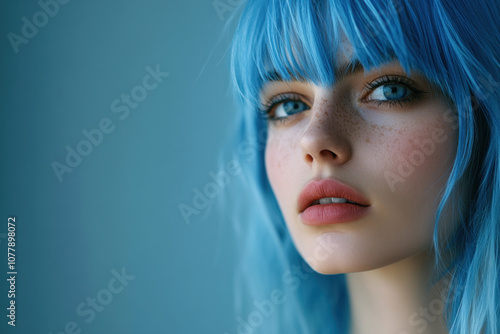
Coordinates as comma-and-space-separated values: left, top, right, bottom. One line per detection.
230, 0, 337, 107
230, 0, 470, 109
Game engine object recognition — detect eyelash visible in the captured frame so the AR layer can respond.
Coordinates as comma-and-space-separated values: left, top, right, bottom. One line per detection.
362, 75, 425, 107
258, 75, 426, 125
258, 93, 306, 125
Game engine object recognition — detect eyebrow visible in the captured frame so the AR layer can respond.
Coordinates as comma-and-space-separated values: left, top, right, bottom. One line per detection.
262, 60, 365, 85
335, 60, 364, 81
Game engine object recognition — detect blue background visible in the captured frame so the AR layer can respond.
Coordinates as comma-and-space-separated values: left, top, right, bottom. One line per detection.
0, 0, 242, 333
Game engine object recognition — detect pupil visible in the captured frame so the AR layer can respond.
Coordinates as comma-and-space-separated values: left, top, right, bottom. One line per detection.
383, 84, 407, 100
284, 101, 300, 113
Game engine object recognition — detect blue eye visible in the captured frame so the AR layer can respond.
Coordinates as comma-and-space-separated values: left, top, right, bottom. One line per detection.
363, 75, 425, 108
370, 84, 410, 101
274, 100, 309, 118
259, 93, 310, 123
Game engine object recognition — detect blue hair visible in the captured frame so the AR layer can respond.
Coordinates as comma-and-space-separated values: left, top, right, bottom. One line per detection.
222, 0, 500, 333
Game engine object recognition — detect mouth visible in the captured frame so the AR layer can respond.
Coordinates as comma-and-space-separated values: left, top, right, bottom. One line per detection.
298, 179, 370, 213
310, 197, 366, 206
297, 178, 371, 225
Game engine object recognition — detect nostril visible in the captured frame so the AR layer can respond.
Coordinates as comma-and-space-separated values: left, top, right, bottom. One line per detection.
320, 149, 337, 159
299, 120, 352, 166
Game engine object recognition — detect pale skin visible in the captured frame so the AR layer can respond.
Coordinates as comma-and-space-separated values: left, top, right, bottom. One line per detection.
261, 55, 459, 333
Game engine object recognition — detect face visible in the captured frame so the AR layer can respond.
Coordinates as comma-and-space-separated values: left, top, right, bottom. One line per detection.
262, 53, 459, 274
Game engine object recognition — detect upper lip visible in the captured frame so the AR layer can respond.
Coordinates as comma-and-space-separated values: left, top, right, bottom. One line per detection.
297, 178, 370, 213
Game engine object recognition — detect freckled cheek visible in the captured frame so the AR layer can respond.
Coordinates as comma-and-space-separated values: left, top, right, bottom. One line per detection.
265, 134, 297, 200
265, 145, 281, 184
383, 123, 457, 189
265, 141, 285, 187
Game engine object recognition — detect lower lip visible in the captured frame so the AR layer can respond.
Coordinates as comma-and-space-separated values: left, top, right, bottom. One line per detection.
300, 203, 370, 225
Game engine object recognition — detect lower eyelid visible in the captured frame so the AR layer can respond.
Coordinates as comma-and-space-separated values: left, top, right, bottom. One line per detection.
267, 112, 303, 126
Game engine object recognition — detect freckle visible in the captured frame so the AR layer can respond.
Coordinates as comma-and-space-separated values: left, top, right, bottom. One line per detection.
365, 138, 371, 143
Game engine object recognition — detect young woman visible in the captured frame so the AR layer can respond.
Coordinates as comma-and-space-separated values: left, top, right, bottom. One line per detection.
222, 0, 499, 333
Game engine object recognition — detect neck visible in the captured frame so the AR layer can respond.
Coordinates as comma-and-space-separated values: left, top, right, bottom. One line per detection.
346, 250, 450, 334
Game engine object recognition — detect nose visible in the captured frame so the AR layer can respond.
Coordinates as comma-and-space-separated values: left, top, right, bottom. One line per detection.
300, 99, 352, 167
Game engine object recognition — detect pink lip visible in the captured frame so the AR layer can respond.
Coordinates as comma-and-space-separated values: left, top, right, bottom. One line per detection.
297, 178, 370, 225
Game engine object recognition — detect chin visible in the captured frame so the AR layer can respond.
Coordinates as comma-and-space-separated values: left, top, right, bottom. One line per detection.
304, 256, 388, 275
298, 236, 432, 275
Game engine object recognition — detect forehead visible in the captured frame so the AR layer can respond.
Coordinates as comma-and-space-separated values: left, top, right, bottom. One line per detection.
338, 31, 356, 63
